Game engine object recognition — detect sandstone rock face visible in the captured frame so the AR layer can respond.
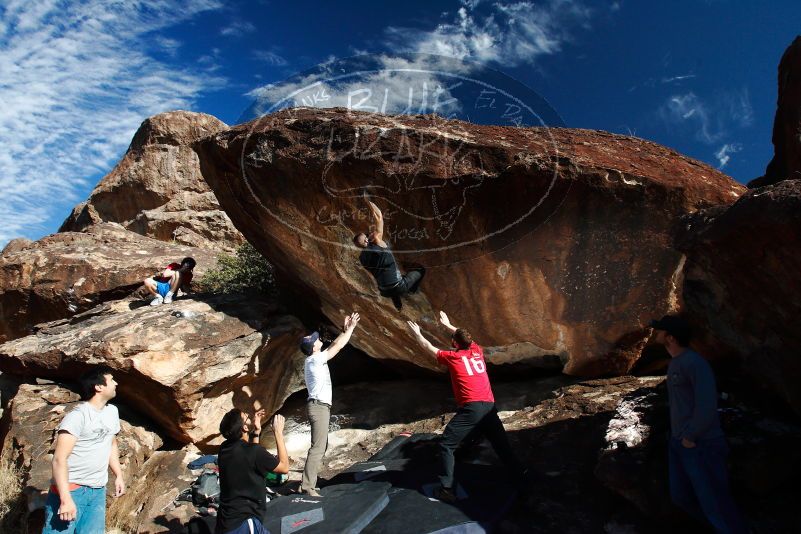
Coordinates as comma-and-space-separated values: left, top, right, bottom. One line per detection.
107, 446, 200, 534
678, 180, 801, 416
0, 223, 214, 343
0, 294, 306, 445
0, 382, 162, 513
196, 107, 743, 376
60, 111, 244, 251
750, 36, 801, 188
1, 238, 33, 256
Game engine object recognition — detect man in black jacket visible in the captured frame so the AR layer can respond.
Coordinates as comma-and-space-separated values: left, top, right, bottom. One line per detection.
353, 196, 425, 311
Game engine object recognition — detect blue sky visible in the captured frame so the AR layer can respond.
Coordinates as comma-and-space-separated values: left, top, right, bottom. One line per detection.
1, 0, 799, 246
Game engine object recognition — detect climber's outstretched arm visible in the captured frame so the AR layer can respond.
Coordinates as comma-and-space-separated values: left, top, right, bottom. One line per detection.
364, 197, 384, 243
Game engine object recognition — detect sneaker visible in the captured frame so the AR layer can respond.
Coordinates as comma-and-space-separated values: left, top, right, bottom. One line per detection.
433, 485, 457, 504
302, 488, 321, 497
150, 295, 164, 306
163, 293, 173, 304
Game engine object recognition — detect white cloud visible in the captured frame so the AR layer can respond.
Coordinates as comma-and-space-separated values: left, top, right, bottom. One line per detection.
383, 0, 593, 67
0, 0, 225, 246
220, 20, 256, 37
725, 87, 753, 127
661, 92, 718, 143
715, 143, 741, 169
246, 54, 471, 119
661, 74, 696, 84
659, 88, 753, 147
248, 0, 594, 122
253, 49, 289, 66
153, 36, 182, 57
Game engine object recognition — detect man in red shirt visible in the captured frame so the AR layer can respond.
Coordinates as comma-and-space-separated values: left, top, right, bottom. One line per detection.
407, 311, 524, 503
143, 257, 196, 306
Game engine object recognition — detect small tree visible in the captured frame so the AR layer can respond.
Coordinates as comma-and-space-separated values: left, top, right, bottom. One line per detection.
197, 242, 277, 296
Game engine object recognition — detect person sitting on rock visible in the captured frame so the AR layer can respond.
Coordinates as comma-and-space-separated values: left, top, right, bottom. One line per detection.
43, 365, 125, 534
216, 408, 289, 534
143, 256, 196, 306
407, 311, 526, 504
353, 195, 425, 311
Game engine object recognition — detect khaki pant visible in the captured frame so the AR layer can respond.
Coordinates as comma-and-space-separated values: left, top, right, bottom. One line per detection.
301, 400, 330, 491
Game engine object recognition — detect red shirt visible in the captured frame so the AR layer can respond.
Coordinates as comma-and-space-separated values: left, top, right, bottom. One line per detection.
155, 263, 193, 289
436, 342, 494, 406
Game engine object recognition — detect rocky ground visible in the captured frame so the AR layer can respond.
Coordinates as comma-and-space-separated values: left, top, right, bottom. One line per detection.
241, 373, 801, 534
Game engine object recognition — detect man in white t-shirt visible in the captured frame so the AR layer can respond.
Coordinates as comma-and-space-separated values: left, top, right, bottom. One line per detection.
43, 365, 125, 534
299, 312, 360, 496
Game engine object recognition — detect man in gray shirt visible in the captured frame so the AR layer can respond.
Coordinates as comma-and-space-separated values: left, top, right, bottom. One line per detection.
650, 315, 746, 534
43, 365, 125, 534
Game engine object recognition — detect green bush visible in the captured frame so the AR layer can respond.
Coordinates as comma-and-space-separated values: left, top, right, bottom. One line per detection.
197, 243, 277, 296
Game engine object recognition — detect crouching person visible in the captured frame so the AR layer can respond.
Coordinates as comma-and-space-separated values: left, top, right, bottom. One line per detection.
143, 257, 196, 306
216, 409, 289, 534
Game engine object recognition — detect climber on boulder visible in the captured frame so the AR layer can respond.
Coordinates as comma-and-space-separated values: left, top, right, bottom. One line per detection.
143, 256, 196, 306
353, 194, 425, 311
407, 311, 526, 504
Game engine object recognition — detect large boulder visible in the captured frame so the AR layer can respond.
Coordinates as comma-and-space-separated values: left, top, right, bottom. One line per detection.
677, 180, 801, 416
750, 36, 801, 188
60, 111, 244, 251
0, 382, 162, 514
0, 294, 307, 445
196, 107, 743, 376
0, 223, 214, 343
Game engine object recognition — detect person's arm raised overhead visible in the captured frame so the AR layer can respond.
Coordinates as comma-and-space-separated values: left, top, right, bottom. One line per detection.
364, 195, 385, 245
270, 414, 290, 474
249, 409, 265, 444
324, 312, 361, 361
407, 321, 440, 358
254, 413, 290, 476
438, 311, 458, 334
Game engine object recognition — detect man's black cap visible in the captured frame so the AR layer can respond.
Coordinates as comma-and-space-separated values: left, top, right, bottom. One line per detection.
649, 315, 691, 341
300, 331, 319, 356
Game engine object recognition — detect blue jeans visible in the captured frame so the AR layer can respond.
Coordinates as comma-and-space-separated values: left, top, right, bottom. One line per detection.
42, 486, 106, 534
669, 437, 747, 534
223, 517, 269, 534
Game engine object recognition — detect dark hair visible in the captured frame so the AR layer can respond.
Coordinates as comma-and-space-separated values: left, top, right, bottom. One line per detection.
179, 257, 196, 272
669, 326, 692, 347
452, 329, 473, 350
352, 233, 366, 245
220, 408, 244, 440
78, 365, 114, 400
651, 315, 692, 347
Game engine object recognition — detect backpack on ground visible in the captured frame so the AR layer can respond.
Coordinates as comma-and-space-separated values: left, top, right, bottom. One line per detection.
192, 468, 221, 506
